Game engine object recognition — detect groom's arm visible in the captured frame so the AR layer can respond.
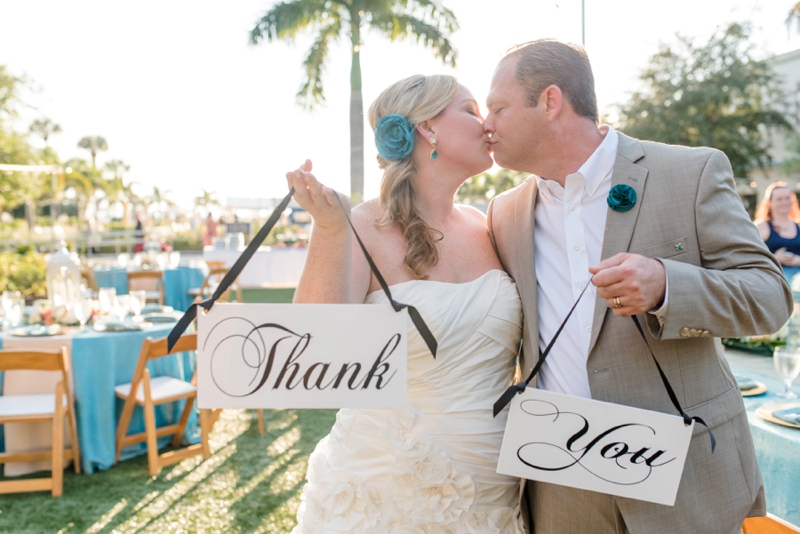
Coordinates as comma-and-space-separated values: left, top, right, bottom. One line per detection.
646, 150, 791, 340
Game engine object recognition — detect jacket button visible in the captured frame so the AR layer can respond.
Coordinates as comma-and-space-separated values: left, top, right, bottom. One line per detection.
680, 327, 690, 337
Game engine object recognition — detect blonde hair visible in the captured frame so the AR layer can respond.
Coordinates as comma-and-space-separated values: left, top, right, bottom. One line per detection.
368, 74, 460, 279
754, 181, 800, 224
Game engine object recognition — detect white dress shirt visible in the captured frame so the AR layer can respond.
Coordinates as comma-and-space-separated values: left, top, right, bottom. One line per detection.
534, 126, 619, 398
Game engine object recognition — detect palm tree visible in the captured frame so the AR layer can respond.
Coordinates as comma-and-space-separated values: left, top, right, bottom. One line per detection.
104, 159, 134, 224
77, 136, 108, 169
194, 188, 220, 211
29, 117, 62, 146
250, 0, 458, 203
147, 186, 175, 223
789, 3, 800, 32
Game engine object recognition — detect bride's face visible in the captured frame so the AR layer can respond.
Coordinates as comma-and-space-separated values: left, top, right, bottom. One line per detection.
427, 85, 493, 178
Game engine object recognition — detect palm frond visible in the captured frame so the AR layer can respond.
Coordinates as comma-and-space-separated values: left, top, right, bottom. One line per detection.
370, 12, 457, 67
250, 0, 331, 44
297, 18, 343, 108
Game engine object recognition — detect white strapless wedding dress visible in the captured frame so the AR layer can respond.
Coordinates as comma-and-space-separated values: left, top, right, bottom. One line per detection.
291, 270, 526, 533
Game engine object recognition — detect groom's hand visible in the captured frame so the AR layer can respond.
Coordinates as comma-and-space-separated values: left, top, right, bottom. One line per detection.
589, 253, 666, 317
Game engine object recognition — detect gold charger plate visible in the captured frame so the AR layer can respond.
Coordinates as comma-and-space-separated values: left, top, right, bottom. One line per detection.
756, 402, 800, 429
741, 382, 767, 397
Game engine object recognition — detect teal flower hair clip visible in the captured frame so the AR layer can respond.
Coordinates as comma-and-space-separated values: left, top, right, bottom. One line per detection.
375, 114, 414, 160
607, 184, 637, 212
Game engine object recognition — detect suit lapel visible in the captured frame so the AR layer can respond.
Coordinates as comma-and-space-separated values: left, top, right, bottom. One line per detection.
588, 134, 649, 355
515, 178, 539, 369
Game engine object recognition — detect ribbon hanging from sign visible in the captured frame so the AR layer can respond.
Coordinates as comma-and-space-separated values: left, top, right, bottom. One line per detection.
167, 188, 437, 359
492, 279, 715, 453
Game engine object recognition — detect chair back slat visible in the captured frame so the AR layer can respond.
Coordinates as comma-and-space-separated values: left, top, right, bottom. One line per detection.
149, 333, 197, 360
128, 270, 163, 292
0, 349, 67, 372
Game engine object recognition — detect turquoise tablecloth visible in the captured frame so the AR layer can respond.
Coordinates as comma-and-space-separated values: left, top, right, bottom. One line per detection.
93, 266, 206, 311
726, 349, 800, 525
0, 323, 200, 474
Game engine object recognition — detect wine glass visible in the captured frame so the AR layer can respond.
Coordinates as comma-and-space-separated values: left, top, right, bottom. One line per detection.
6, 298, 23, 327
73, 300, 92, 328
773, 346, 800, 399
113, 295, 131, 321
98, 287, 116, 316
2, 290, 21, 319
129, 290, 147, 316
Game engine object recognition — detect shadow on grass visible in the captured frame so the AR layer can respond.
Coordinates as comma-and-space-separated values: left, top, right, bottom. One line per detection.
0, 408, 336, 534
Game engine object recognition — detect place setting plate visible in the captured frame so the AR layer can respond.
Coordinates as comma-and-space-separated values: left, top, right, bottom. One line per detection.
9, 324, 64, 337
756, 402, 800, 430
93, 321, 152, 332
735, 374, 767, 397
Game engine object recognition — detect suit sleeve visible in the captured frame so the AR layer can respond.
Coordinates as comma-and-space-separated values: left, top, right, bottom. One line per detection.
487, 198, 500, 259
645, 150, 792, 339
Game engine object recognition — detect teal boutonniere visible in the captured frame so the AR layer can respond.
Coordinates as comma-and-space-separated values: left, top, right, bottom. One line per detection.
607, 184, 637, 212
375, 114, 414, 160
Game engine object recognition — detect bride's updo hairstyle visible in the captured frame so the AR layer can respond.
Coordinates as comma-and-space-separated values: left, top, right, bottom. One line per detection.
368, 74, 459, 279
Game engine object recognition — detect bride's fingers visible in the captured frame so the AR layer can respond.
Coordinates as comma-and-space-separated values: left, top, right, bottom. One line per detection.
288, 171, 314, 206
304, 172, 329, 206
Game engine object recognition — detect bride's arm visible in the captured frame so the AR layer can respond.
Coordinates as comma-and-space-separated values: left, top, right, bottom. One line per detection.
287, 160, 370, 303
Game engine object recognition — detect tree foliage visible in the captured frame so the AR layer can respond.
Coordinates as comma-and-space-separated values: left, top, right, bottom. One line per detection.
250, 0, 459, 202
456, 168, 528, 201
617, 22, 792, 177
788, 2, 800, 33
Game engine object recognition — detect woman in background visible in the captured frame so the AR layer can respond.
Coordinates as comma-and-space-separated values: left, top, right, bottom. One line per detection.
755, 181, 800, 281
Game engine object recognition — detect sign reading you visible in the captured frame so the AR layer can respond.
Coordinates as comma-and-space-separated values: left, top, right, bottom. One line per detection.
497, 388, 693, 506
197, 303, 407, 409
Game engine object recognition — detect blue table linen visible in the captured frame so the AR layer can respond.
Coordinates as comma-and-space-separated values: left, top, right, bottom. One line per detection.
0, 323, 200, 474
93, 266, 206, 311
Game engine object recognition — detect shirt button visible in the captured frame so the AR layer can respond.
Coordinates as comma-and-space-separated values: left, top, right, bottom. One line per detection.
588, 187, 595, 195
585, 326, 592, 333
574, 243, 581, 251
569, 204, 576, 212
580, 282, 587, 291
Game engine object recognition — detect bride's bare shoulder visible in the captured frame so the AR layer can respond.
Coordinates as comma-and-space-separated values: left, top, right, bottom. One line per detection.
351, 199, 390, 234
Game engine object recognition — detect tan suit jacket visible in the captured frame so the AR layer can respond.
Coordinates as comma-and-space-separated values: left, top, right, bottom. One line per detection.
487, 132, 792, 533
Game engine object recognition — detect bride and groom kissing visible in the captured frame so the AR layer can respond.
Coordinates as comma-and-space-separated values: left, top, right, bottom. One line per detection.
285, 38, 791, 534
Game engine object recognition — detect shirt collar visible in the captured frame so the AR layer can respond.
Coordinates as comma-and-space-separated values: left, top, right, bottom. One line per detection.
536, 125, 619, 198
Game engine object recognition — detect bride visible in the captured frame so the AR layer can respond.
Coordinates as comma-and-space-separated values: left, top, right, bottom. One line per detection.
286, 74, 526, 533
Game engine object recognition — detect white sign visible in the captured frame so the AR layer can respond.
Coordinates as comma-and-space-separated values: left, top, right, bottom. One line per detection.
497, 388, 693, 506
197, 303, 407, 409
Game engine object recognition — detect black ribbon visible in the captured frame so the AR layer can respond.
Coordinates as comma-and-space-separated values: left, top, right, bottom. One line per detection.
492, 280, 715, 454
167, 188, 437, 359
630, 315, 715, 452
167, 188, 296, 353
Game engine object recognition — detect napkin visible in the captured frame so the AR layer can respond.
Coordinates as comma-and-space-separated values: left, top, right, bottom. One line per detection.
772, 407, 800, 425
733, 374, 759, 391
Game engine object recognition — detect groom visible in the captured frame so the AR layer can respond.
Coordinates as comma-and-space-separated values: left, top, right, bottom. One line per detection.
485, 39, 792, 533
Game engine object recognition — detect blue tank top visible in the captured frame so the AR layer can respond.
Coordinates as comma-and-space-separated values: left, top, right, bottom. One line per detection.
765, 221, 800, 255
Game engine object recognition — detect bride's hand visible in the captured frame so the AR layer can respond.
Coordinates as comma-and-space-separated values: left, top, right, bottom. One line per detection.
286, 159, 350, 230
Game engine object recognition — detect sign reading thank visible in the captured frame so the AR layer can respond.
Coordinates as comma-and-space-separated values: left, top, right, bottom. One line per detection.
197, 303, 407, 409
497, 388, 693, 506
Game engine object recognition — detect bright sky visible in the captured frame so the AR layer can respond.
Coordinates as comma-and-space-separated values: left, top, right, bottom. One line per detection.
1, 0, 799, 210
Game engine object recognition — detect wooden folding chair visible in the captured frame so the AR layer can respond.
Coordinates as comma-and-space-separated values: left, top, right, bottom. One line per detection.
188, 267, 242, 304
114, 334, 221, 476
744, 514, 800, 533
80, 267, 100, 297
128, 270, 164, 305
0, 348, 80, 497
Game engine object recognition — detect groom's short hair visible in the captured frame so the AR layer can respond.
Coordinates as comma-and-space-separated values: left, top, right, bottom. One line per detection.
504, 39, 598, 122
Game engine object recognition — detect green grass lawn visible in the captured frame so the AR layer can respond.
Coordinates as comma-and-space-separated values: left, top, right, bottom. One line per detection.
0, 408, 336, 533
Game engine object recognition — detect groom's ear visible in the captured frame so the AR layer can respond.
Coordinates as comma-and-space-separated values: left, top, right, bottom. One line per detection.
541, 85, 563, 122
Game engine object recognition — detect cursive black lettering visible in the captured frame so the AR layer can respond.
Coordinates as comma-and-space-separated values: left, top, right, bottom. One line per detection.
272, 333, 311, 390
361, 334, 400, 390
332, 363, 365, 390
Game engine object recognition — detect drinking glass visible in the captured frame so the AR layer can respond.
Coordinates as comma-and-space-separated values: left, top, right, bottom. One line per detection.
98, 287, 117, 315
114, 295, 131, 320
73, 300, 92, 327
156, 253, 167, 271
117, 253, 129, 268
773, 346, 800, 399
2, 290, 21, 319
6, 299, 23, 327
169, 251, 181, 269
129, 290, 147, 316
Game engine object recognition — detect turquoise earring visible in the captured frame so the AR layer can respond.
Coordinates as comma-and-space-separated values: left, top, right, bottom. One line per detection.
430, 136, 438, 159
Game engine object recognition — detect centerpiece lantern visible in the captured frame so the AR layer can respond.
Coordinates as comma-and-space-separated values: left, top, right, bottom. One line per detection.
46, 241, 81, 324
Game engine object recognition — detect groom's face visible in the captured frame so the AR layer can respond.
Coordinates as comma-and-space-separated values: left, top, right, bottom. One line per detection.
485, 58, 547, 173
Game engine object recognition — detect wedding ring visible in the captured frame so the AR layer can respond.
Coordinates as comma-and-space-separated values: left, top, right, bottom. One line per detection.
613, 296, 623, 309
